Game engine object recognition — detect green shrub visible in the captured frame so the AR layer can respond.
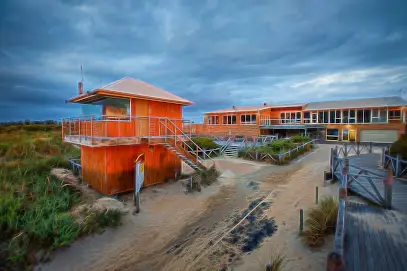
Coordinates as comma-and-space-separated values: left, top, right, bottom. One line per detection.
189, 137, 219, 150
80, 209, 122, 235
0, 128, 116, 270
291, 135, 311, 143
389, 135, 407, 159
301, 196, 338, 247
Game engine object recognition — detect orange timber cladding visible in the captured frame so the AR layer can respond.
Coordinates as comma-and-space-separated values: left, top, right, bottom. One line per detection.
63, 78, 194, 195
195, 105, 406, 142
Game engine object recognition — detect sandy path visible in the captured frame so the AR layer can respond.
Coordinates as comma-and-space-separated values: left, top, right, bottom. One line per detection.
235, 144, 337, 271
40, 145, 336, 271
40, 159, 264, 271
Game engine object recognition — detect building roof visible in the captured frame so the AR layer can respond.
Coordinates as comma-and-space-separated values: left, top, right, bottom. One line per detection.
69, 77, 193, 105
205, 103, 304, 114
304, 96, 407, 111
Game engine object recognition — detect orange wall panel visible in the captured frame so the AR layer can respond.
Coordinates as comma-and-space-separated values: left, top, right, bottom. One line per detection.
104, 144, 181, 195
81, 146, 107, 194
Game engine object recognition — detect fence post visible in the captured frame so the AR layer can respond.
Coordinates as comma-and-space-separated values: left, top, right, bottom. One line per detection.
343, 142, 348, 157
299, 209, 304, 234
316, 186, 319, 204
382, 147, 386, 168
369, 142, 373, 153
396, 154, 400, 177
384, 169, 394, 209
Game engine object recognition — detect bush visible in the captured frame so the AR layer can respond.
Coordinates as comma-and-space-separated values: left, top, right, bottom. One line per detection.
389, 135, 407, 159
291, 135, 311, 143
0, 128, 112, 270
301, 196, 338, 247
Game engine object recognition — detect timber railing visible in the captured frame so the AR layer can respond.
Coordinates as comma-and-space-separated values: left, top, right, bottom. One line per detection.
61, 115, 192, 146
159, 119, 216, 168
383, 147, 407, 177
334, 141, 384, 157
240, 139, 317, 164
329, 147, 392, 207
327, 148, 394, 269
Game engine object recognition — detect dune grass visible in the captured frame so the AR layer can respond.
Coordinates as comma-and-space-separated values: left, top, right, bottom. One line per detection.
264, 252, 287, 271
301, 196, 338, 247
0, 126, 121, 270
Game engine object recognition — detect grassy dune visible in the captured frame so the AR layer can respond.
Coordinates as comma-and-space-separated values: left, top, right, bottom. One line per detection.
0, 125, 120, 270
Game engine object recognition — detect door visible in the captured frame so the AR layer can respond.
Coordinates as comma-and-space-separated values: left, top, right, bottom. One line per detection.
360, 130, 398, 143
342, 129, 349, 141
134, 100, 149, 137
349, 130, 356, 141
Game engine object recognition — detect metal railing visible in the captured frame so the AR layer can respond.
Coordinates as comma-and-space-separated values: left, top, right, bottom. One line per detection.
260, 116, 303, 126
61, 115, 192, 146
160, 119, 216, 168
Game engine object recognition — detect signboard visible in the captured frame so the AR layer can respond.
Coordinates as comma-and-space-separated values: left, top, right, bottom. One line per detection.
135, 153, 145, 193
134, 153, 145, 213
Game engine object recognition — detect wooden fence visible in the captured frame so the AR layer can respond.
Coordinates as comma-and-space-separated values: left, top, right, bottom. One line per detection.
326, 148, 394, 269
383, 149, 407, 177
240, 139, 318, 164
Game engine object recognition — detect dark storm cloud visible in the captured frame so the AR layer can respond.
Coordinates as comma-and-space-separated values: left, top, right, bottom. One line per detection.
0, 0, 407, 122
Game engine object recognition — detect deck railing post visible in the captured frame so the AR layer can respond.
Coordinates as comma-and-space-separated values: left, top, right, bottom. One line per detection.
79, 119, 82, 142
90, 116, 93, 145
384, 169, 394, 209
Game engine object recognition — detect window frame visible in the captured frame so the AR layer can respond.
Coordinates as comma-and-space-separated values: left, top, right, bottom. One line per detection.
389, 109, 401, 120
326, 128, 339, 141
208, 115, 220, 125
240, 114, 257, 125
223, 115, 237, 125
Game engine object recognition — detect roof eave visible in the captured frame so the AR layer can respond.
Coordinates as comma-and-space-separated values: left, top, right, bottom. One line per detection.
94, 90, 193, 105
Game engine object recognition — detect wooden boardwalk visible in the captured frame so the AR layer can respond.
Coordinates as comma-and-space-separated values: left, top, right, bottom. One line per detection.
346, 153, 407, 212
345, 202, 407, 271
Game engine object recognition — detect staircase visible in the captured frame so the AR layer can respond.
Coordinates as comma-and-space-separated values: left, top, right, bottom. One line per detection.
159, 119, 214, 172
223, 145, 239, 158
164, 143, 204, 171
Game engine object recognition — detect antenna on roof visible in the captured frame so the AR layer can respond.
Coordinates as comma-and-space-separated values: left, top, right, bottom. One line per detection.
78, 65, 84, 95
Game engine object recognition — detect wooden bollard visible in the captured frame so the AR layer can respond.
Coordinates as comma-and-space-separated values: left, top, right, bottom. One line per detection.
384, 169, 394, 209
326, 251, 345, 271
299, 209, 304, 234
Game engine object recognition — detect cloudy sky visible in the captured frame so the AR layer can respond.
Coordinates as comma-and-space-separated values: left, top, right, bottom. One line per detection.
1, 0, 407, 122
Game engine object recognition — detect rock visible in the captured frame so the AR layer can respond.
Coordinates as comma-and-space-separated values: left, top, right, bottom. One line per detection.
91, 197, 129, 213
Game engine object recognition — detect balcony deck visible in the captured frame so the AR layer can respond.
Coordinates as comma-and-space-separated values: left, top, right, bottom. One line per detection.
259, 117, 326, 129
62, 115, 192, 147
